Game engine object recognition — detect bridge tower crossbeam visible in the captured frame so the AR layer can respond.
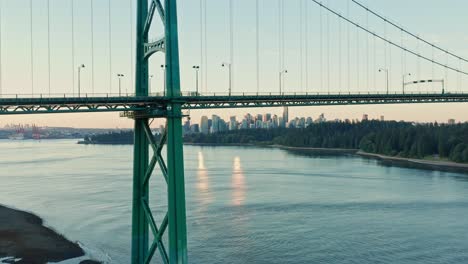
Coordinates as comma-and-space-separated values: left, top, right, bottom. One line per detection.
132, 0, 187, 263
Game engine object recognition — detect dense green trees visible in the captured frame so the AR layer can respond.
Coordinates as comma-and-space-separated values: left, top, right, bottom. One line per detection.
184, 121, 468, 164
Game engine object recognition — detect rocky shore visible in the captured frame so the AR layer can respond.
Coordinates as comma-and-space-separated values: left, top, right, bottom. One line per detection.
0, 205, 99, 264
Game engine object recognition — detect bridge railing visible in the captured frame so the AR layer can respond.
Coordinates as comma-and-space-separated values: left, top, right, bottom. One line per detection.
0, 90, 461, 99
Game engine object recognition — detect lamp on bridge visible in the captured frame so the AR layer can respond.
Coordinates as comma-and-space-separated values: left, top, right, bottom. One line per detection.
221, 63, 232, 96
77, 64, 85, 97
161, 65, 167, 95
379, 68, 389, 94
192, 66, 200, 96
117, 74, 125, 96
402, 73, 411, 94
279, 69, 288, 94
149, 75, 154, 93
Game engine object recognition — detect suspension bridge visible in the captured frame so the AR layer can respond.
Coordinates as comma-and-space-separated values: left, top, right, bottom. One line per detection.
0, 0, 467, 263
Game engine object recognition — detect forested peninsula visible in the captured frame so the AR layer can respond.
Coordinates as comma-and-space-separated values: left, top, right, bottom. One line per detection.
80, 121, 468, 164
184, 121, 468, 164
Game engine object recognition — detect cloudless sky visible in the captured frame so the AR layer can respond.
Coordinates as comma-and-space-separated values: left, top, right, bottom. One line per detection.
0, 0, 467, 128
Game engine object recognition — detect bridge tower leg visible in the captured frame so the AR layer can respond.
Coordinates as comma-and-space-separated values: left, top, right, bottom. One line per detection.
131, 0, 188, 263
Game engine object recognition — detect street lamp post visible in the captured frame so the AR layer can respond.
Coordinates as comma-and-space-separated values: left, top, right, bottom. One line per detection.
161, 65, 167, 95
193, 66, 200, 95
402, 73, 411, 94
222, 62, 232, 96
117, 74, 125, 96
279, 69, 288, 94
77, 64, 85, 97
149, 75, 154, 93
379, 68, 389, 94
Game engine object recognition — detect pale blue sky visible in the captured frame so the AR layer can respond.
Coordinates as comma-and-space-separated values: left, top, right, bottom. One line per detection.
0, 0, 467, 128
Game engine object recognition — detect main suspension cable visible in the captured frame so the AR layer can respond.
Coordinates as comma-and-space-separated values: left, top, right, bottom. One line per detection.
309, 0, 468, 75
351, 0, 468, 64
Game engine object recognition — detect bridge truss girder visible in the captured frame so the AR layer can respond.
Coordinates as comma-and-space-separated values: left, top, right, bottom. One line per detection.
2, 93, 468, 114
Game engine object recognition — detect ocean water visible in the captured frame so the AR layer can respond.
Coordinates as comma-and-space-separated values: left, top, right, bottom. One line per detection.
1, 139, 468, 263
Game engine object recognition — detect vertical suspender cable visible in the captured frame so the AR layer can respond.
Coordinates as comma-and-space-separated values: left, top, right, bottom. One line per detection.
47, 0, 51, 95
445, 52, 448, 91
383, 21, 387, 87
373, 32, 376, 90
326, 0, 330, 93
0, 0, 2, 97
130, 0, 133, 93
388, 27, 392, 92
458, 59, 461, 91
199, 0, 203, 93
229, 0, 234, 93
30, 0, 34, 95
256, 0, 260, 93
401, 29, 404, 89
204, 0, 207, 92
305, 0, 309, 92
431, 46, 434, 90
356, 25, 359, 91
417, 37, 420, 91
346, 0, 350, 92
366, 11, 369, 92
338, 12, 341, 92
319, 4, 323, 92
281, 0, 285, 74
108, 0, 112, 93
299, 0, 303, 92
278, 0, 281, 92
71, 0, 75, 94
90, 0, 94, 94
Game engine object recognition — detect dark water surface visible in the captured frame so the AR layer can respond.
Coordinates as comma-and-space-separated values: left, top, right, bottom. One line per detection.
1, 140, 468, 263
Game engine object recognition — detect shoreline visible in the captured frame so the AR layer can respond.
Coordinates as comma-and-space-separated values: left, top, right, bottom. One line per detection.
186, 142, 468, 173
0, 205, 99, 264
357, 151, 468, 173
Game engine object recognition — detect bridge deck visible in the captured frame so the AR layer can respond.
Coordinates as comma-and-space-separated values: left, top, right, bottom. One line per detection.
0, 93, 467, 115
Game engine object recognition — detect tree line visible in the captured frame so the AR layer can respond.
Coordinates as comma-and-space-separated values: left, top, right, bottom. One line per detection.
184, 121, 468, 163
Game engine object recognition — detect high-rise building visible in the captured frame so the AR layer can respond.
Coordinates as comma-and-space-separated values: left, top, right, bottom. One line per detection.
272, 115, 279, 128
283, 107, 289, 123
448, 119, 456, 125
211, 115, 220, 133
256, 114, 263, 123
278, 117, 285, 128
200, 116, 209, 134
190, 124, 200, 133
306, 117, 313, 127
229, 116, 237, 130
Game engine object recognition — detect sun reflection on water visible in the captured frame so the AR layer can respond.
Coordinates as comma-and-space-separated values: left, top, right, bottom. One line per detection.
231, 156, 246, 206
